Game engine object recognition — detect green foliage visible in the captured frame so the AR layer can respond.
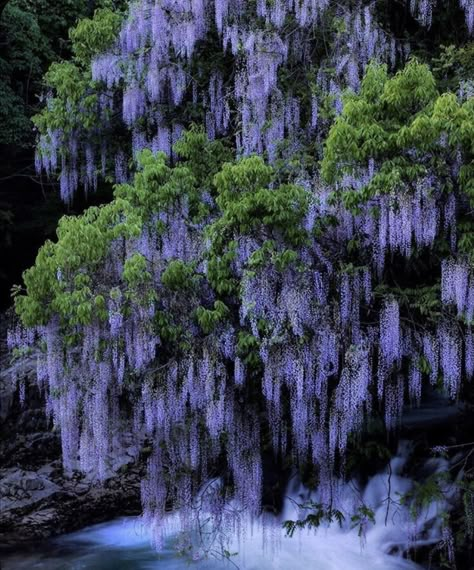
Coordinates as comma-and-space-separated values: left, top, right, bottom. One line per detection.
236, 331, 261, 367
283, 501, 345, 538
212, 156, 308, 247
161, 260, 196, 291
0, 0, 103, 147
205, 243, 238, 296
116, 130, 230, 221
154, 310, 182, 344
0, 1, 56, 146
14, 132, 242, 330
69, 7, 122, 63
322, 59, 474, 219
248, 241, 299, 272
14, 156, 159, 326
123, 253, 151, 288
204, 156, 309, 317
400, 472, 449, 519
201, 154, 308, 303
196, 301, 230, 334
214, 156, 274, 208
0, 76, 33, 147
173, 126, 233, 191
323, 60, 437, 186
247, 240, 276, 270
375, 283, 442, 320
32, 5, 124, 146
432, 43, 474, 93
350, 505, 376, 538
16, 208, 107, 325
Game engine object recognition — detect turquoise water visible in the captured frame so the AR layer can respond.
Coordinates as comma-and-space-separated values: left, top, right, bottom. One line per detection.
1, 446, 433, 570
0, 515, 421, 570
0, 519, 224, 570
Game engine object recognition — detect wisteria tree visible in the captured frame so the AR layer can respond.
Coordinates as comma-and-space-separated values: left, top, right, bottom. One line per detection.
33, 0, 416, 202
9, 0, 474, 564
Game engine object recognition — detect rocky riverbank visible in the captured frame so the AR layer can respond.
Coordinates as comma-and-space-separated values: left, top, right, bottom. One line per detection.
0, 322, 142, 549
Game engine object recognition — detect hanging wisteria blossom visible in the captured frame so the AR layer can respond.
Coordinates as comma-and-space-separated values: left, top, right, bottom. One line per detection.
12, 0, 474, 562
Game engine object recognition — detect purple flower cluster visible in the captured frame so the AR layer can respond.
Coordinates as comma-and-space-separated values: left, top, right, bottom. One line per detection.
442, 258, 474, 320
35, 0, 414, 200
22, 0, 474, 553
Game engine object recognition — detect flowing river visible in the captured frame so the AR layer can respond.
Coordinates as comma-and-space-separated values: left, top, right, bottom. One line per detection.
1, 442, 446, 570
0, 515, 422, 570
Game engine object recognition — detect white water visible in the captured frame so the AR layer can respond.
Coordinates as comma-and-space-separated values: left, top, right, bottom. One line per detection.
1, 442, 448, 570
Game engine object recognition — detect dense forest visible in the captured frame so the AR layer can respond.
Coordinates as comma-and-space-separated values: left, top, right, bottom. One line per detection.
1, 1, 474, 569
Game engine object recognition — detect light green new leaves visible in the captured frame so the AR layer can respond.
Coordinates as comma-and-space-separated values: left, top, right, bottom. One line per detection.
322, 59, 474, 211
